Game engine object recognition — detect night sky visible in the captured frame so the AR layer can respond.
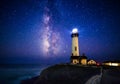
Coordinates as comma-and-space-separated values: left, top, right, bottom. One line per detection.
0, 0, 120, 64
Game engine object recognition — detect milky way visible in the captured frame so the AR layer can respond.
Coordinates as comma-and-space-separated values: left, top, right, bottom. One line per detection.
41, 0, 62, 57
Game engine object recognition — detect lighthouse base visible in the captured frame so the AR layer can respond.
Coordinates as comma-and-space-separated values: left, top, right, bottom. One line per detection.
70, 56, 79, 64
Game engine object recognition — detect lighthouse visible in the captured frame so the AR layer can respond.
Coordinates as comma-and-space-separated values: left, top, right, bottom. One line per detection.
71, 28, 80, 64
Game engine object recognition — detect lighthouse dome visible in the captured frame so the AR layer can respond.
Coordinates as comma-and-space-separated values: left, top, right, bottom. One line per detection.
72, 28, 78, 34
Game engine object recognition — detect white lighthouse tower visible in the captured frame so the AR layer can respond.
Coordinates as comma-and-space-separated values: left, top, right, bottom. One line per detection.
71, 28, 80, 64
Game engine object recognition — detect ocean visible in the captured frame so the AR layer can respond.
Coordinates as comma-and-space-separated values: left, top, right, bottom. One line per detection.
0, 64, 49, 84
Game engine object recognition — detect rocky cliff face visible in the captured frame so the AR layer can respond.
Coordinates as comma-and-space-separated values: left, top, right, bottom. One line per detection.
21, 64, 101, 84
21, 64, 120, 84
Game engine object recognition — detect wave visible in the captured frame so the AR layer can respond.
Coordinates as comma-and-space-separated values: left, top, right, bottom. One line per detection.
0, 65, 49, 84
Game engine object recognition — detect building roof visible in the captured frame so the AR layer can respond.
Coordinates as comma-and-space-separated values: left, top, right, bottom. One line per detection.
79, 53, 87, 59
70, 56, 79, 59
79, 56, 87, 59
70, 53, 87, 59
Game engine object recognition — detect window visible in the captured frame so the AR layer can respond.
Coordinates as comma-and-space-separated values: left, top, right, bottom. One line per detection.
75, 46, 77, 51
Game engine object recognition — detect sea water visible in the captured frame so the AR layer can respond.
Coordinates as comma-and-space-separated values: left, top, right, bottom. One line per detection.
0, 64, 49, 84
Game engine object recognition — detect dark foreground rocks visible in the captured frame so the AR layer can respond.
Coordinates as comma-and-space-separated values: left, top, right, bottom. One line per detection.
101, 67, 120, 84
21, 64, 101, 84
21, 64, 120, 84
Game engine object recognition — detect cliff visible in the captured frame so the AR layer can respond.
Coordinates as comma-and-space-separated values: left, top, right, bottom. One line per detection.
21, 64, 101, 84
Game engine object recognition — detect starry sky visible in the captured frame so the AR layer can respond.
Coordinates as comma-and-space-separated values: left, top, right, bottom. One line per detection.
0, 0, 120, 64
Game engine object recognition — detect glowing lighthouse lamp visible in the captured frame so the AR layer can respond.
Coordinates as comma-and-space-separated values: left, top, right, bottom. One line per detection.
71, 28, 80, 64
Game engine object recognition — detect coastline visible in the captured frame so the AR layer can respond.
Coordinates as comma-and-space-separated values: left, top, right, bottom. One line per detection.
21, 64, 101, 84
0, 64, 49, 84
